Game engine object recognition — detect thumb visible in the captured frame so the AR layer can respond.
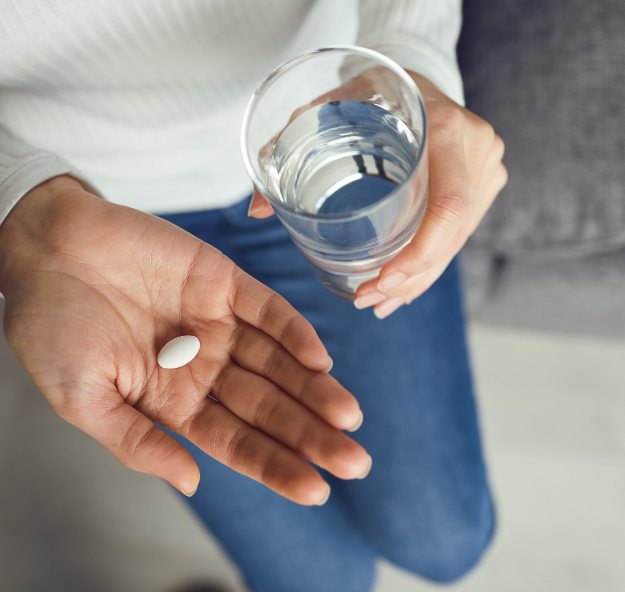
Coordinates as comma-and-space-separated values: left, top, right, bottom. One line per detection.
377, 140, 469, 293
248, 189, 275, 219
68, 391, 200, 497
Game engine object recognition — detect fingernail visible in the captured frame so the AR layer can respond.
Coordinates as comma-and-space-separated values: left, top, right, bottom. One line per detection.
378, 271, 408, 293
181, 480, 199, 497
247, 202, 262, 217
326, 357, 334, 373
358, 455, 373, 480
347, 409, 363, 432
316, 483, 331, 506
354, 291, 386, 309
374, 297, 404, 320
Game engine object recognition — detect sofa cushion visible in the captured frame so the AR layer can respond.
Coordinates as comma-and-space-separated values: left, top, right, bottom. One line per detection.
462, 246, 625, 337
459, 0, 625, 258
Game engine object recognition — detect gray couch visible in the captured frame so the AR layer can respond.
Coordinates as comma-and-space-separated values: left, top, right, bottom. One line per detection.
459, 0, 625, 336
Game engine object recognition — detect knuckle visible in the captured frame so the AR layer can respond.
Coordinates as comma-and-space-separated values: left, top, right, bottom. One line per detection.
251, 388, 282, 429
498, 164, 510, 190
429, 193, 469, 228
278, 314, 300, 346
293, 421, 318, 457
259, 448, 284, 488
297, 370, 322, 402
428, 106, 465, 143
213, 363, 233, 394
261, 346, 284, 379
408, 245, 437, 271
119, 414, 152, 459
494, 134, 506, 159
429, 103, 464, 134
479, 120, 495, 142
501, 161, 509, 179
254, 290, 278, 326
224, 424, 250, 467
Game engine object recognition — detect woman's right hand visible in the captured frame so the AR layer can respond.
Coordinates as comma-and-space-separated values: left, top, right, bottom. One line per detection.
0, 176, 370, 505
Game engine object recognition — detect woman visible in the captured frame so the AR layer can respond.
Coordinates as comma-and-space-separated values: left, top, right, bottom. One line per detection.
0, 1, 507, 590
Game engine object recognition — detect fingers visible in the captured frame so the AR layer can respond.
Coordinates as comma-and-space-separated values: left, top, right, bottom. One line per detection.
375, 132, 470, 295
230, 323, 361, 431
183, 399, 331, 505
212, 363, 370, 479
355, 255, 453, 318
354, 118, 507, 318
230, 271, 333, 372
355, 158, 505, 315
247, 189, 275, 218
73, 392, 200, 496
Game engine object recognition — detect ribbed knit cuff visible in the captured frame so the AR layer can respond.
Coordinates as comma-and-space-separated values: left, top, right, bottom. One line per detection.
0, 152, 79, 226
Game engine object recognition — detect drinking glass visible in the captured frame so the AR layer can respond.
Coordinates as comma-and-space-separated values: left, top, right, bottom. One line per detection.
241, 46, 428, 299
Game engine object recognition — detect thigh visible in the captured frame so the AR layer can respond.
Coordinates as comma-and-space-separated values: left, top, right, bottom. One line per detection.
330, 261, 495, 581
221, 199, 495, 583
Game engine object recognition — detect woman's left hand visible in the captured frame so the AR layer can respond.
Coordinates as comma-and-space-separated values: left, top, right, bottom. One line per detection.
351, 72, 508, 317
248, 71, 508, 318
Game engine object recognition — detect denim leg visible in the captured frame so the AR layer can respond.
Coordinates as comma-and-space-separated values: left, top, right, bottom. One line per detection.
219, 195, 496, 584
329, 261, 496, 583
159, 207, 376, 592
177, 439, 376, 592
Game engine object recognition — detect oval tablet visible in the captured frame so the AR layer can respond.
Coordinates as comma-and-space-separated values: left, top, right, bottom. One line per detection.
157, 335, 201, 369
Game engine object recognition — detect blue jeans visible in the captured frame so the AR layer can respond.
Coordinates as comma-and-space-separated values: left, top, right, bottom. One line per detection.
160, 194, 495, 592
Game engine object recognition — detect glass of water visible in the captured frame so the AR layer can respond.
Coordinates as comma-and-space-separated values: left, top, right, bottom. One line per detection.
241, 46, 428, 299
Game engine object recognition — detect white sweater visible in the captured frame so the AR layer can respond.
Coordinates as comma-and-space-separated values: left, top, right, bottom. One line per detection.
0, 0, 463, 222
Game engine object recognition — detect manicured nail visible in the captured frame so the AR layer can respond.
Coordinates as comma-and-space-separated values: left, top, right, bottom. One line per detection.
347, 409, 363, 432
378, 271, 408, 293
181, 480, 199, 497
316, 483, 331, 505
358, 455, 373, 480
326, 357, 334, 373
354, 291, 386, 309
374, 297, 404, 320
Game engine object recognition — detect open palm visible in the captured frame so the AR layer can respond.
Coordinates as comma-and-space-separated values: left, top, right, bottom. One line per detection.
1, 177, 369, 505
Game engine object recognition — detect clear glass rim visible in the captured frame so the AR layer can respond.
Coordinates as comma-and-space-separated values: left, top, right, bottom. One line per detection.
240, 45, 428, 222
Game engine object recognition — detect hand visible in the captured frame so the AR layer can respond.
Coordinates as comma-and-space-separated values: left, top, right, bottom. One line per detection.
355, 73, 508, 317
248, 71, 508, 317
0, 176, 370, 505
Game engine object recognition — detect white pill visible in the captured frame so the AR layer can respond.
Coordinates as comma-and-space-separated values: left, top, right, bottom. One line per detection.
157, 335, 201, 369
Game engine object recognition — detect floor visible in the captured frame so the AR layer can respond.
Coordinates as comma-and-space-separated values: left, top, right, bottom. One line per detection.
1, 302, 624, 591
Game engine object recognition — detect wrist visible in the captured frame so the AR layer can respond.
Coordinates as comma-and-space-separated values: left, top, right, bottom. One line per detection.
407, 70, 443, 99
0, 175, 85, 293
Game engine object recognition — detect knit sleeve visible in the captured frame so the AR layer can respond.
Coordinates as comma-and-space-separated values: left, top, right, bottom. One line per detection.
355, 0, 465, 105
0, 125, 83, 226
